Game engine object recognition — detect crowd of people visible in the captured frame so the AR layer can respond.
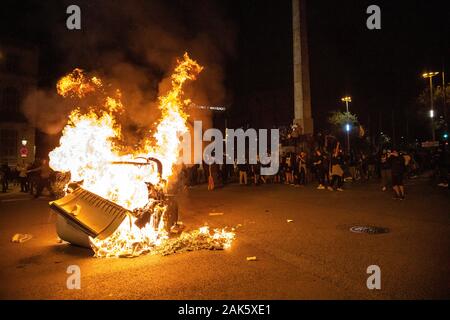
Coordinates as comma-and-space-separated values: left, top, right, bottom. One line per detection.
0, 145, 448, 200
0, 159, 56, 198
181, 144, 450, 200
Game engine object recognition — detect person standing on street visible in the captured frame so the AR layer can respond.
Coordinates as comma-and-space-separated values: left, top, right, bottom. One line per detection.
313, 149, 326, 190
238, 160, 248, 185
330, 144, 345, 191
28, 159, 55, 198
297, 151, 307, 185
285, 153, 294, 185
252, 157, 261, 185
390, 150, 406, 200
1, 163, 10, 193
16, 160, 29, 192
380, 150, 391, 191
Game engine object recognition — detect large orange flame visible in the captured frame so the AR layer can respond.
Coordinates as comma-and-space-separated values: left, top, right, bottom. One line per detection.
49, 53, 234, 257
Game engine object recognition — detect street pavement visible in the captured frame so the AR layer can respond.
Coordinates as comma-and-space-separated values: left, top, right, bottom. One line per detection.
0, 177, 449, 299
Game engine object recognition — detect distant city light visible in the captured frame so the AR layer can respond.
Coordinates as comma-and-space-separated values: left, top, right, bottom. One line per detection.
190, 104, 226, 112
429, 110, 434, 118
345, 124, 350, 132
21, 139, 28, 146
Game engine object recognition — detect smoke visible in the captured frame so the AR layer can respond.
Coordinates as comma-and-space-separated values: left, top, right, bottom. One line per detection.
22, 90, 71, 135
21, 0, 236, 137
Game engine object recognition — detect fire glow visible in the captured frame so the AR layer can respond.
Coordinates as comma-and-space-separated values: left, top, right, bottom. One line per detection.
49, 53, 235, 258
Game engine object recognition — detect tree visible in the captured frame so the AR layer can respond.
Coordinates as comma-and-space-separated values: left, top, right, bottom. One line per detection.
418, 83, 450, 133
328, 111, 359, 129
418, 84, 450, 109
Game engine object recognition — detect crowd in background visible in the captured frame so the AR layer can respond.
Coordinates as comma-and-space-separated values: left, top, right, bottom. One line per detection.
180, 143, 450, 199
0, 159, 56, 198
0, 144, 448, 199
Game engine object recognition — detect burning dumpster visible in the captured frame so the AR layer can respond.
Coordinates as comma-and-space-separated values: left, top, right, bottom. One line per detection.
46, 54, 234, 258
50, 157, 178, 250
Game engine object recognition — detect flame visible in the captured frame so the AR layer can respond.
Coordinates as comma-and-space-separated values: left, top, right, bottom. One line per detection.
147, 53, 203, 179
56, 68, 102, 98
90, 212, 169, 258
49, 53, 234, 257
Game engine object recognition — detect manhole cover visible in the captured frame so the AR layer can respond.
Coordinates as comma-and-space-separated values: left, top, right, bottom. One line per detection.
349, 226, 389, 234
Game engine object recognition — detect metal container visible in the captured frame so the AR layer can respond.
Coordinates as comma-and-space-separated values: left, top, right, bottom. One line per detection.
50, 188, 128, 248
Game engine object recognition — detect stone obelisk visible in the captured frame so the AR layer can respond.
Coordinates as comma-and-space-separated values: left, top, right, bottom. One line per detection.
292, 0, 313, 135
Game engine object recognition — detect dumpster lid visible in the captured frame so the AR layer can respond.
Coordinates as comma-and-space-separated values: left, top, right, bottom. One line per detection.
49, 188, 128, 240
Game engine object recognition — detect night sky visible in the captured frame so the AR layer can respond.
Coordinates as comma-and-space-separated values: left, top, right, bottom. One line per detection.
231, 0, 449, 139
1, 0, 448, 142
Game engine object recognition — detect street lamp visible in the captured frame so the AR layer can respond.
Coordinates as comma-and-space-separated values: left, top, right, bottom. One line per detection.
341, 96, 352, 153
345, 123, 351, 132
422, 71, 439, 141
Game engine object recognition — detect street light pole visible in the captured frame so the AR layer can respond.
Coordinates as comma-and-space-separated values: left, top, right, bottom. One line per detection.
341, 96, 352, 153
423, 72, 439, 141
443, 71, 448, 130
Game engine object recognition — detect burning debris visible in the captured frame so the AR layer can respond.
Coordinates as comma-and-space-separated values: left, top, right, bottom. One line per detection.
95, 225, 235, 258
154, 226, 235, 257
48, 53, 235, 258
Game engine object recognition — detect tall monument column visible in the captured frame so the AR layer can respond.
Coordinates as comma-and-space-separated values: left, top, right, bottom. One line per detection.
292, 0, 313, 135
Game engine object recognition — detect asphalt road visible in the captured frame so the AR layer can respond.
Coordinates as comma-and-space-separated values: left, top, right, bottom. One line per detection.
0, 178, 449, 300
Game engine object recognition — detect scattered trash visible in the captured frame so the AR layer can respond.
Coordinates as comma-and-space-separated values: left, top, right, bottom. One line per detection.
287, 219, 294, 223
11, 234, 33, 243
246, 256, 257, 261
209, 212, 224, 216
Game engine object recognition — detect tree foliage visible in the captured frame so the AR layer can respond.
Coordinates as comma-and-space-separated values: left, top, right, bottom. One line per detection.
328, 111, 359, 128
418, 84, 450, 108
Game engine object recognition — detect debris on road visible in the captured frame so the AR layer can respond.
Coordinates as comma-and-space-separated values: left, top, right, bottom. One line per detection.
209, 212, 224, 216
246, 256, 257, 261
11, 234, 33, 243
154, 226, 235, 256
287, 219, 294, 223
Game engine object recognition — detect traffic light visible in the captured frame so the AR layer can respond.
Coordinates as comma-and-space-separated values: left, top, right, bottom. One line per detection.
443, 133, 449, 140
